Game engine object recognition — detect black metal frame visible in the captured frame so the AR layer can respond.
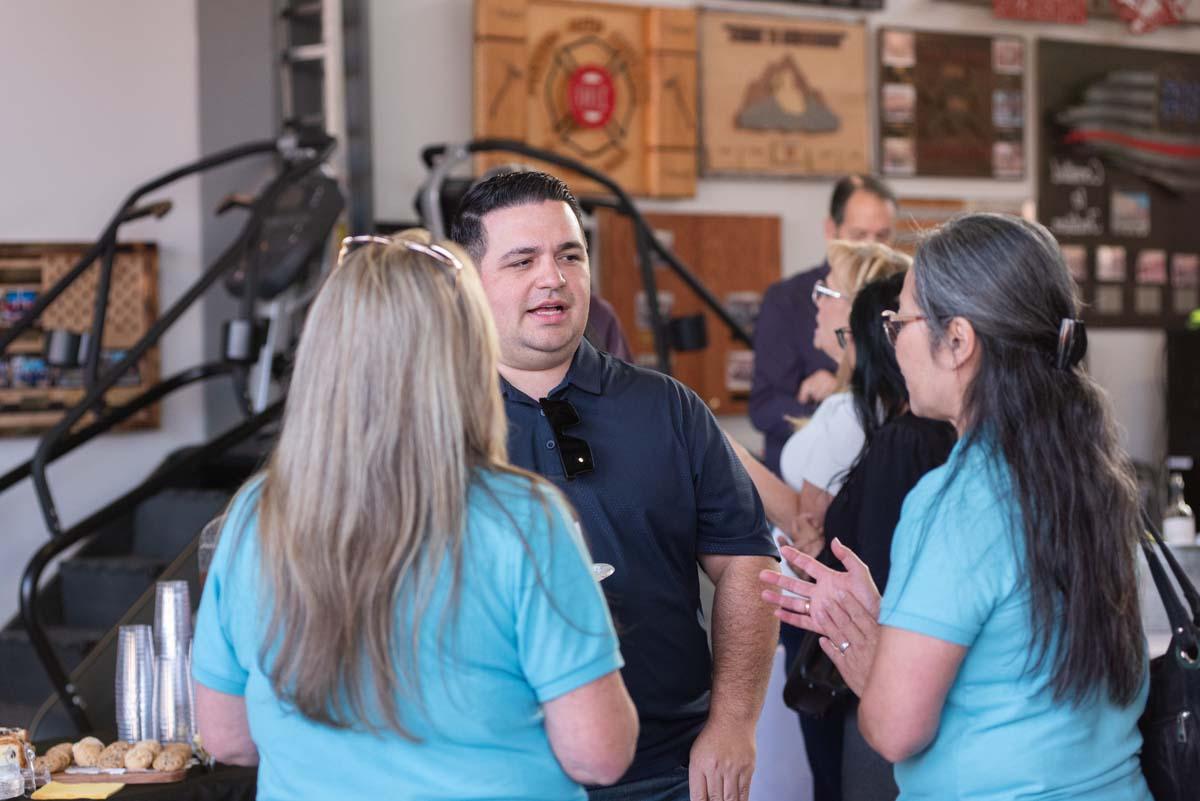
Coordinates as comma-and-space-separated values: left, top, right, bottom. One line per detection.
19, 400, 283, 731
3, 132, 335, 732
418, 139, 753, 375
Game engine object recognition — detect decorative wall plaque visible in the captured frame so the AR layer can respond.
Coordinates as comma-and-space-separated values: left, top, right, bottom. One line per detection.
700, 11, 869, 178
878, 29, 1026, 179
474, 0, 698, 197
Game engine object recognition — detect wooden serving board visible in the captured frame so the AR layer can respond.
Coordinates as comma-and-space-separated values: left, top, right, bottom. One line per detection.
52, 768, 187, 784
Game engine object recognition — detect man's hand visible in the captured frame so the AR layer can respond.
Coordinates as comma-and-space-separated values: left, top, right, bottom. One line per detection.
796, 369, 837, 404
693, 555, 776, 801
688, 717, 756, 801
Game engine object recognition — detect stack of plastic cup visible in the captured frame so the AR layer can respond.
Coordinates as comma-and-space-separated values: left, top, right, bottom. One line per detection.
115, 624, 157, 742
154, 581, 191, 660
155, 653, 193, 743
153, 581, 194, 743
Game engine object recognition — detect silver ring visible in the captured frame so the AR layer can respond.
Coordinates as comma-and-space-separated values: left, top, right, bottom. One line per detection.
804, 599, 811, 615
839, 641, 851, 653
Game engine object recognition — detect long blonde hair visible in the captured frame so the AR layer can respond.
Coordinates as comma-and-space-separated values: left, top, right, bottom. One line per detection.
253, 229, 511, 737
825, 240, 912, 388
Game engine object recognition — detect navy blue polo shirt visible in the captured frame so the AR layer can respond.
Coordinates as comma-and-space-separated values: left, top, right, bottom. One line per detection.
501, 338, 775, 783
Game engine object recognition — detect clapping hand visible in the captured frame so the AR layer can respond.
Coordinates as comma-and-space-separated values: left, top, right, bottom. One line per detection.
758, 538, 882, 694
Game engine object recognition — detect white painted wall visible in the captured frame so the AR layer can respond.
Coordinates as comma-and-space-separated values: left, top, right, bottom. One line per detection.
369, 0, 1197, 464
0, 1, 206, 623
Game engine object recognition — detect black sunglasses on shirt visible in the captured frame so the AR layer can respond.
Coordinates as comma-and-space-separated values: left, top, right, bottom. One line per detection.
538, 398, 595, 480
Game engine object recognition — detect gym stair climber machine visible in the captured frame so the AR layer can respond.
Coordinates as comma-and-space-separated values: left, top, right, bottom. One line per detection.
0, 130, 343, 739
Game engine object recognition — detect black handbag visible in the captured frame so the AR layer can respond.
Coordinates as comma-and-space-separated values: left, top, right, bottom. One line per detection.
1138, 518, 1200, 801
782, 629, 853, 717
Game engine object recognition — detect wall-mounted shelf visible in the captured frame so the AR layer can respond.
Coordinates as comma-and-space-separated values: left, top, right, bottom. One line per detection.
0, 242, 159, 437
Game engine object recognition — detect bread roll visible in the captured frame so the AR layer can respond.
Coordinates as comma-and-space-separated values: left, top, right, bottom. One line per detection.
46, 742, 73, 764
34, 750, 70, 774
133, 739, 162, 757
152, 749, 187, 772
124, 746, 154, 770
97, 741, 134, 768
162, 742, 192, 757
72, 738, 103, 767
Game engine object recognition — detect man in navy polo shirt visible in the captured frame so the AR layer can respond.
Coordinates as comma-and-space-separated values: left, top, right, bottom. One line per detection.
451, 171, 780, 801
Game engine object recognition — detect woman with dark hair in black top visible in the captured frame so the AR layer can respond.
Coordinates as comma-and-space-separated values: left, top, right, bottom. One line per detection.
796, 272, 956, 801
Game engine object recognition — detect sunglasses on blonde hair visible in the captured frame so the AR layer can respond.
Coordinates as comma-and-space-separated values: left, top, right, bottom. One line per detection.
337, 235, 465, 282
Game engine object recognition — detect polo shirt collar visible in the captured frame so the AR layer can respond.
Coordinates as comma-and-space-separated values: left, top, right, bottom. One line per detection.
498, 338, 605, 401
563, 337, 604, 396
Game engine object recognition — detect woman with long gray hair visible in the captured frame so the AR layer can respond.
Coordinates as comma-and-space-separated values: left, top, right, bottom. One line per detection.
192, 230, 637, 800
760, 214, 1152, 800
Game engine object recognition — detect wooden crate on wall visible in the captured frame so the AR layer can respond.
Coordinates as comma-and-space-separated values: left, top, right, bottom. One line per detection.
0, 242, 159, 436
475, 0, 698, 198
597, 210, 780, 415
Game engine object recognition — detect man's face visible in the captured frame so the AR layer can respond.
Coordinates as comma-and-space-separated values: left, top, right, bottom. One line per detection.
830, 190, 895, 244
476, 200, 591, 373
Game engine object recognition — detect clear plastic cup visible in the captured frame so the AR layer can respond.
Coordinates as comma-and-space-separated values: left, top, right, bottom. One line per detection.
116, 624, 157, 741
592, 563, 615, 582
156, 654, 194, 743
21, 763, 49, 793
198, 516, 223, 587
154, 581, 192, 661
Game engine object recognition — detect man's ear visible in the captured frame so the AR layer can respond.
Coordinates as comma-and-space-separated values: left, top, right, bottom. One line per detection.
943, 316, 978, 369
824, 217, 837, 242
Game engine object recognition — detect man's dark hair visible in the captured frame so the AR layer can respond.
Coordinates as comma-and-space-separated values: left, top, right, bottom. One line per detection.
449, 170, 585, 263
829, 174, 896, 226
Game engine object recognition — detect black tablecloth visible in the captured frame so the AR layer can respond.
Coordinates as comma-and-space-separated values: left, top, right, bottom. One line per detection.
47, 765, 256, 801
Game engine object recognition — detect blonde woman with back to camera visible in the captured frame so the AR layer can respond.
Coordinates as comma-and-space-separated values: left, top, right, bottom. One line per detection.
192, 230, 637, 800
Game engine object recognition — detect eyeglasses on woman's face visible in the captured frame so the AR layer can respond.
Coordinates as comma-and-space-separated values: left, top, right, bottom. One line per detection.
337, 235, 464, 282
881, 310, 927, 348
834, 327, 853, 350
811, 279, 846, 306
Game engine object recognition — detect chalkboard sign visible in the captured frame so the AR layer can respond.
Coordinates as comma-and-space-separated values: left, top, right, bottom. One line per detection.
1037, 39, 1200, 329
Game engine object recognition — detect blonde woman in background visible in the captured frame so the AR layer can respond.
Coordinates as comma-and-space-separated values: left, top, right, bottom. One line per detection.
730, 240, 912, 552
193, 231, 637, 801
726, 239, 911, 801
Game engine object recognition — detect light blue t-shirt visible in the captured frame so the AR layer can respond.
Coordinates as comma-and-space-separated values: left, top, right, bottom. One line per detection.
193, 470, 623, 801
880, 437, 1151, 801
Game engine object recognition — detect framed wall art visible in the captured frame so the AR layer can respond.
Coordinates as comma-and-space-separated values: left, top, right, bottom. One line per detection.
1038, 39, 1200, 328
877, 28, 1026, 179
700, 10, 870, 178
474, 0, 698, 197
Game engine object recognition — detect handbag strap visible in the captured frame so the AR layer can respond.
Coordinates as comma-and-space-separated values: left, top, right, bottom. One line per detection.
1141, 507, 1200, 621
1142, 538, 1195, 638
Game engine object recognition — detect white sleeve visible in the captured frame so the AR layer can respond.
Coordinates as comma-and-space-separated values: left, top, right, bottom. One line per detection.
799, 393, 865, 494
779, 425, 817, 490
